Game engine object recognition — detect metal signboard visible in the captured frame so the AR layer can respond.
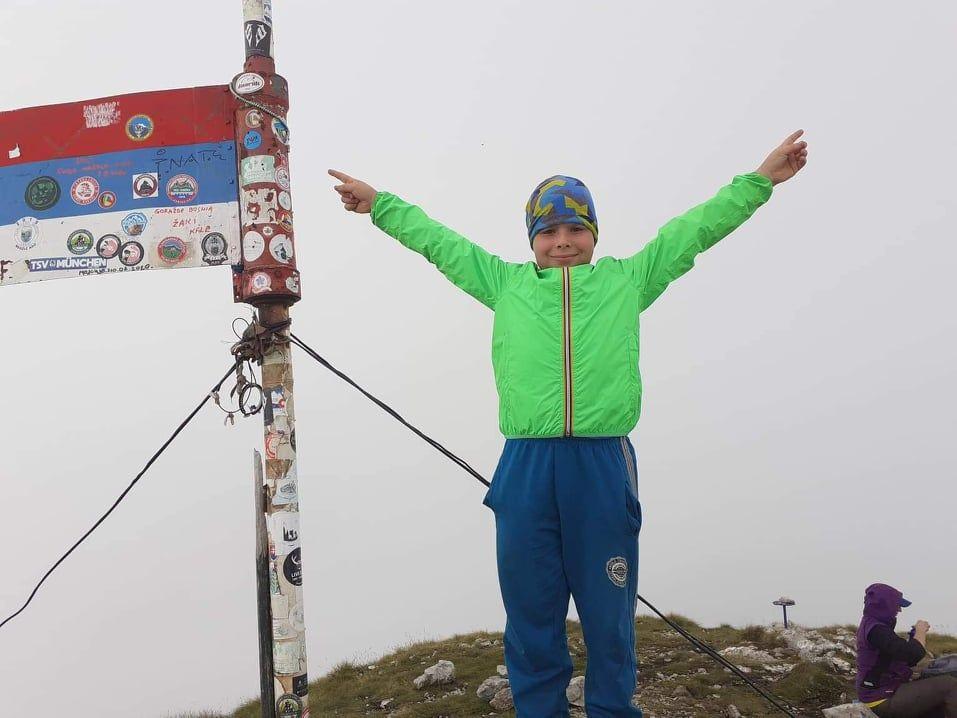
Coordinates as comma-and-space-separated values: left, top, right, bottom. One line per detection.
1, 86, 240, 286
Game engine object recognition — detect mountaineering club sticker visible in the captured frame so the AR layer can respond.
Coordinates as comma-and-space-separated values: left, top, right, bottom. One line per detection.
276, 693, 302, 718
119, 241, 145, 267
132, 172, 159, 199
158, 237, 188, 265
606, 557, 628, 588
98, 191, 117, 209
126, 114, 154, 141
122, 212, 148, 237
14, 217, 40, 250
67, 230, 95, 255
166, 174, 198, 204
25, 176, 61, 211
201, 232, 228, 265
96, 234, 121, 259
70, 176, 100, 205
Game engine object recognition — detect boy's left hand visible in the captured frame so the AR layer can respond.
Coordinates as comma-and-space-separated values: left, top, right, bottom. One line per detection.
755, 130, 809, 185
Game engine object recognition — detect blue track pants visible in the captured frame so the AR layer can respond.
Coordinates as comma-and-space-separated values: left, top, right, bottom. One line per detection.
483, 437, 643, 718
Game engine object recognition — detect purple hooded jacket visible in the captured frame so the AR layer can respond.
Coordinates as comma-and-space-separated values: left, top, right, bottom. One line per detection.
856, 583, 914, 703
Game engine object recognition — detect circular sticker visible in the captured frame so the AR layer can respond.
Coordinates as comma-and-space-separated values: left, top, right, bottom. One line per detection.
243, 231, 265, 262
245, 109, 263, 128
167, 174, 199, 204
133, 173, 158, 198
67, 229, 95, 255
70, 176, 100, 205
158, 237, 188, 265
201, 232, 228, 265
235, 72, 266, 94
96, 234, 121, 259
283, 548, 302, 586
276, 694, 302, 718
269, 234, 293, 264
272, 117, 290, 145
14, 217, 40, 250
121, 212, 148, 236
275, 167, 290, 191
24, 176, 61, 211
278, 191, 292, 211
98, 191, 117, 209
119, 240, 145, 267
262, 225, 274, 237
126, 114, 154, 141
286, 275, 300, 294
244, 130, 262, 151
250, 271, 272, 294
278, 213, 293, 233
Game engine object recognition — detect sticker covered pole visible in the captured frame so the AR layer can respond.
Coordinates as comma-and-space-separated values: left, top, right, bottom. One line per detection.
232, 2, 307, 717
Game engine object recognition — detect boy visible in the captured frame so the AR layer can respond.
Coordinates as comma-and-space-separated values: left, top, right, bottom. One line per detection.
328, 130, 808, 717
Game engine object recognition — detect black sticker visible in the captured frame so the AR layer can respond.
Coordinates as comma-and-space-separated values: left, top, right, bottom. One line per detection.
283, 547, 302, 586
293, 673, 308, 697
245, 21, 272, 56
25, 176, 61, 211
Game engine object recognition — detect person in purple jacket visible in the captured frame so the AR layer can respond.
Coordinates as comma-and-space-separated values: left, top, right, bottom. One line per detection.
856, 583, 957, 716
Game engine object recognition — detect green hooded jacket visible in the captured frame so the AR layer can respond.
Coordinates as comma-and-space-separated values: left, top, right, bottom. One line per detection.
371, 172, 773, 438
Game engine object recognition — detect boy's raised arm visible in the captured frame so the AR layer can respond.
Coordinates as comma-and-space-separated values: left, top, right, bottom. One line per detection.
329, 170, 516, 310
620, 130, 808, 312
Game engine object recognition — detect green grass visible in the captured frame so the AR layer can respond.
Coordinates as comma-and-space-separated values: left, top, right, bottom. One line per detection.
181, 620, 954, 718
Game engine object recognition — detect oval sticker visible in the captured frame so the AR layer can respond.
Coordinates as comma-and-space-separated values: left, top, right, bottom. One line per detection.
235, 73, 266, 94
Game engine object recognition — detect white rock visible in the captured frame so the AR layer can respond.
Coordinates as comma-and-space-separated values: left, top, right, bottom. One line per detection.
413, 659, 455, 689
726, 704, 742, 718
489, 686, 514, 711
497, 664, 508, 677
566, 675, 585, 707
821, 705, 878, 718
477, 676, 509, 701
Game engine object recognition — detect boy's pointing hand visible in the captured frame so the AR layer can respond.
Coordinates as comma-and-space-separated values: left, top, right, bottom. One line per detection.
328, 169, 378, 214
755, 130, 809, 186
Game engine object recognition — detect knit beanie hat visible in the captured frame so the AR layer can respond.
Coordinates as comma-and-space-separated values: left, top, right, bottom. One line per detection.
525, 175, 598, 246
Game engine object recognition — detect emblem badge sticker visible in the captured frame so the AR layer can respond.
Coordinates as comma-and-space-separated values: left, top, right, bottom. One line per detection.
158, 237, 188, 265
269, 234, 293, 264
278, 191, 292, 211
286, 275, 300, 293
276, 693, 302, 718
96, 234, 121, 259
67, 230, 95, 255
606, 557, 628, 588
283, 548, 302, 586
126, 114, 154, 141
275, 166, 290, 191
235, 72, 266, 94
201, 232, 228, 265
98, 191, 117, 209
70, 176, 100, 205
166, 174, 199, 204
293, 674, 308, 698
262, 225, 274, 237
14, 217, 40, 250
24, 176, 61, 211
132, 172, 159, 199
245, 109, 263, 128
243, 231, 265, 262
121, 212, 148, 236
119, 240, 145, 267
244, 130, 263, 151
241, 155, 276, 185
278, 212, 293, 233
271, 117, 290, 145
251, 271, 272, 294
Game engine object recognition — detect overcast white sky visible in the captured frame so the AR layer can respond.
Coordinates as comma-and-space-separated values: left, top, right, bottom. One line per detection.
1, 1, 955, 716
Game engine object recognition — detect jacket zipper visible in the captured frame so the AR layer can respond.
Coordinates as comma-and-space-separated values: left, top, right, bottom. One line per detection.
562, 266, 573, 436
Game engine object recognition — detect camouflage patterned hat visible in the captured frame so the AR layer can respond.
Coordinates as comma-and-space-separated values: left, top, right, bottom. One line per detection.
525, 175, 598, 246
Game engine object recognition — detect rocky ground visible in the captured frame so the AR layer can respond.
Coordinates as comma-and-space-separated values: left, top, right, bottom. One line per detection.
193, 616, 955, 718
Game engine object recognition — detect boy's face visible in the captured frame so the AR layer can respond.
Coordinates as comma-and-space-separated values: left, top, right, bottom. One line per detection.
532, 223, 596, 269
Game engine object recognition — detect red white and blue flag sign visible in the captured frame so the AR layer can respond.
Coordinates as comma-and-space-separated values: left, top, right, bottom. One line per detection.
0, 86, 239, 287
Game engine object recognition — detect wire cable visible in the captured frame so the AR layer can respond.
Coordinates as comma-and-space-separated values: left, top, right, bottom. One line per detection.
0, 360, 241, 632
288, 333, 489, 487
288, 331, 802, 716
